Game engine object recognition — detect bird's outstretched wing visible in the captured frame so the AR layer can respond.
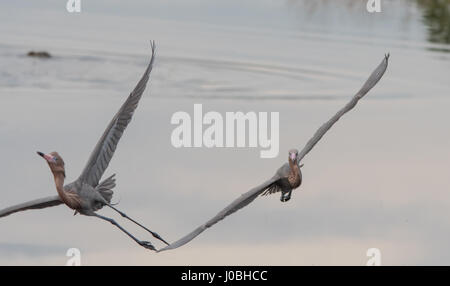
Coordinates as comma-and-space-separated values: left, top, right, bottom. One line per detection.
77, 42, 156, 188
158, 178, 278, 252
0, 196, 63, 218
297, 54, 389, 163
158, 54, 389, 252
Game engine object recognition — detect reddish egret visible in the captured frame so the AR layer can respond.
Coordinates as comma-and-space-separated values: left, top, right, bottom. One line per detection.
0, 42, 168, 251
159, 54, 390, 252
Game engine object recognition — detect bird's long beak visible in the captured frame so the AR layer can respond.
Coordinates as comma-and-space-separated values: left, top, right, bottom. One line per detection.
37, 151, 54, 162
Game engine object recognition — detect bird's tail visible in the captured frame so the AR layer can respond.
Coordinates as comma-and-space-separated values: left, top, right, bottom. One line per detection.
96, 174, 116, 204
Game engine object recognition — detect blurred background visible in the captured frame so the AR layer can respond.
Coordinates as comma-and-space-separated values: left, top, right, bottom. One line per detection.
0, 0, 449, 265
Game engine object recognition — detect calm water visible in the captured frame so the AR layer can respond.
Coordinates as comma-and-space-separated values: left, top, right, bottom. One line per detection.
0, 0, 449, 265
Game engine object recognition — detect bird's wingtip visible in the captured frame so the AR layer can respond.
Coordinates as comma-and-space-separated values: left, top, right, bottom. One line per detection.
150, 40, 156, 52
156, 246, 168, 253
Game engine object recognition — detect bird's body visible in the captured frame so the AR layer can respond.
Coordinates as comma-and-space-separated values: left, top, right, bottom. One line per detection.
262, 149, 303, 202
0, 42, 168, 250
60, 177, 112, 215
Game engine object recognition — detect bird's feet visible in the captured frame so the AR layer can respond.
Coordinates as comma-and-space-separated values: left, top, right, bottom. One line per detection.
280, 191, 292, 202
139, 241, 156, 251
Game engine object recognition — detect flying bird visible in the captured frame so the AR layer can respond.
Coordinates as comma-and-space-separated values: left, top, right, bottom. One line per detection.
261, 148, 303, 203
0, 42, 168, 251
159, 54, 390, 252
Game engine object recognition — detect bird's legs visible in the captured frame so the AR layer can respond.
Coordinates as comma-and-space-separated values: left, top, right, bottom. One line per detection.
106, 204, 169, 246
280, 190, 292, 202
92, 213, 156, 251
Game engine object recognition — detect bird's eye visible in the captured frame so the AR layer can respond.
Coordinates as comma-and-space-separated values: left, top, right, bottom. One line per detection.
54, 157, 58, 162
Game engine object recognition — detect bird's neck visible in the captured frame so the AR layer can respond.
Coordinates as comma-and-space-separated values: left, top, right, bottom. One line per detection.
52, 171, 80, 210
289, 159, 299, 176
52, 171, 67, 200
288, 159, 301, 189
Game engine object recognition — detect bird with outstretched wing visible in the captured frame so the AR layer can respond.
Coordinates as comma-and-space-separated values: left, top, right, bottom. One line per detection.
0, 42, 167, 251
159, 54, 390, 252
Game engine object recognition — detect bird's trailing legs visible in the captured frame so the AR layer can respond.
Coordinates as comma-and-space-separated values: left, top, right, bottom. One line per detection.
106, 204, 170, 246
93, 213, 156, 251
280, 190, 292, 202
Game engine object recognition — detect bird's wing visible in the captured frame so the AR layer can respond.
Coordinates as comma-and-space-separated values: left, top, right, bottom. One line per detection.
158, 54, 389, 252
297, 54, 389, 163
260, 183, 282, 196
261, 163, 290, 196
77, 42, 156, 187
158, 177, 279, 252
0, 196, 63, 218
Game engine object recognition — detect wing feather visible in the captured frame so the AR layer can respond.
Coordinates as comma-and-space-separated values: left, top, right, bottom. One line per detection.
297, 54, 389, 162
260, 183, 281, 196
0, 196, 63, 218
158, 177, 278, 252
77, 42, 156, 187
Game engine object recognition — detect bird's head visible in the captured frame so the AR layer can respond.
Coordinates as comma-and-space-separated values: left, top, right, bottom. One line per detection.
288, 148, 299, 164
37, 151, 65, 177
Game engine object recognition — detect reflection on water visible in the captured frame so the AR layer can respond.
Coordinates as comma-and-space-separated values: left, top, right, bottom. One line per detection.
287, 0, 450, 50
290, 0, 362, 11
417, 0, 450, 44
